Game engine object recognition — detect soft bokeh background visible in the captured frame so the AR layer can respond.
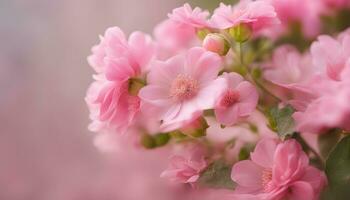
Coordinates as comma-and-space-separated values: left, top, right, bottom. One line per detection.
0, 0, 232, 199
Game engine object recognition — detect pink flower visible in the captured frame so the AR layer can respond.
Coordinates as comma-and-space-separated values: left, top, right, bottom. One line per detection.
270, 0, 324, 38
88, 27, 155, 74
214, 72, 258, 126
311, 33, 350, 80
87, 27, 126, 73
139, 47, 226, 131
231, 139, 327, 200
161, 145, 207, 184
153, 19, 198, 60
86, 27, 155, 133
263, 45, 317, 110
264, 45, 314, 86
210, 0, 280, 31
293, 67, 350, 133
168, 3, 210, 29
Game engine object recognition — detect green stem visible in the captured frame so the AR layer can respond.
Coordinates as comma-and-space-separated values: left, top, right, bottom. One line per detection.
236, 42, 281, 102
295, 134, 325, 169
239, 42, 244, 65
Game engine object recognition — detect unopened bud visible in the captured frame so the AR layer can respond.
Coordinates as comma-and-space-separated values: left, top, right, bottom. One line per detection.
203, 33, 230, 56
229, 24, 252, 43
154, 133, 171, 147
180, 116, 209, 138
141, 133, 171, 149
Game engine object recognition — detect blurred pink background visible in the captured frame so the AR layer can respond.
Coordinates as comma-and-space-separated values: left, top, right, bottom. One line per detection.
0, 0, 231, 199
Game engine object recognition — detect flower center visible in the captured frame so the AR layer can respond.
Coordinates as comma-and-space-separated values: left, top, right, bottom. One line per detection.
261, 169, 273, 192
170, 74, 199, 101
220, 89, 240, 107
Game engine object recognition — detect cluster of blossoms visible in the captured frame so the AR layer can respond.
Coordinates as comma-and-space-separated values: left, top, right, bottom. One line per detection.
86, 0, 350, 199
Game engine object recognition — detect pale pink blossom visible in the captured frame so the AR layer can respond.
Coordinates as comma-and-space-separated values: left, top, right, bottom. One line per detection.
269, 0, 324, 38
264, 45, 314, 86
86, 27, 155, 133
153, 19, 198, 60
87, 27, 127, 73
139, 47, 226, 131
210, 0, 280, 31
85, 76, 111, 132
293, 65, 350, 133
161, 145, 207, 184
263, 45, 318, 110
168, 3, 210, 29
231, 139, 327, 200
214, 72, 258, 126
311, 33, 350, 80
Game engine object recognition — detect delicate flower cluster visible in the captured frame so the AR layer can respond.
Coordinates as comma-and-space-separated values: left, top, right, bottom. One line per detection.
86, 1, 350, 199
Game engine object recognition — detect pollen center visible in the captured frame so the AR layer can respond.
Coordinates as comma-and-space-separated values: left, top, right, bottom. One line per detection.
261, 169, 273, 192
170, 74, 199, 101
220, 89, 240, 107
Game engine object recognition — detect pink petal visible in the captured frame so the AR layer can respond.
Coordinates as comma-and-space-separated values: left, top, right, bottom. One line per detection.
223, 72, 244, 89
236, 81, 259, 116
286, 181, 314, 200
273, 139, 309, 185
128, 31, 155, 70
250, 138, 278, 169
147, 55, 185, 86
138, 85, 171, 106
215, 105, 239, 126
105, 58, 134, 82
196, 77, 227, 109
300, 166, 327, 195
231, 160, 264, 189
183, 48, 222, 85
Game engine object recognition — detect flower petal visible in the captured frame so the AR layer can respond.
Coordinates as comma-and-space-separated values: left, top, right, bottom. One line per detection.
250, 138, 278, 169
231, 160, 263, 189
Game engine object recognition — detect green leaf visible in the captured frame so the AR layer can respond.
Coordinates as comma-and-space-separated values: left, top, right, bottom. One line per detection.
318, 129, 341, 160
268, 105, 295, 140
325, 135, 350, 200
198, 160, 236, 190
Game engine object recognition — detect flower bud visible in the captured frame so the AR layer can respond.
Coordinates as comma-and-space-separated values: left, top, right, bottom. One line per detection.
203, 33, 230, 56
180, 116, 209, 138
154, 133, 171, 147
229, 24, 252, 43
141, 133, 171, 149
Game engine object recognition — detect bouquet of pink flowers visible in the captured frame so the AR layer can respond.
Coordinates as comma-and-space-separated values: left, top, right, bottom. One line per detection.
86, 0, 350, 199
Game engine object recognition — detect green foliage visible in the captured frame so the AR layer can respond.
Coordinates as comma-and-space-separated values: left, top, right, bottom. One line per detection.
321, 9, 350, 35
325, 135, 350, 200
318, 129, 341, 160
268, 105, 295, 140
275, 22, 312, 52
198, 160, 236, 189
188, 0, 238, 11
238, 147, 250, 161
